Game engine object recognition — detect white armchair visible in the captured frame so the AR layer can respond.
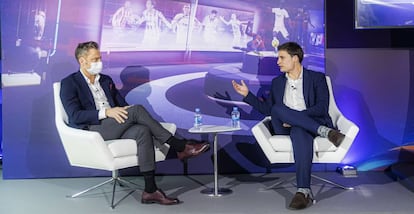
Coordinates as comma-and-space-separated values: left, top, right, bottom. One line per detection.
53, 82, 176, 208
252, 76, 359, 189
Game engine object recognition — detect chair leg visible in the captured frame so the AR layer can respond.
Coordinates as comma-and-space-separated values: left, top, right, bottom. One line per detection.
109, 177, 143, 209
69, 178, 115, 198
259, 174, 354, 191
68, 171, 143, 209
111, 178, 118, 209
259, 175, 296, 191
311, 174, 354, 190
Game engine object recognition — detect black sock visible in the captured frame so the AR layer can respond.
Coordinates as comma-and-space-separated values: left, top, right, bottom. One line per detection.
166, 136, 186, 152
142, 170, 157, 193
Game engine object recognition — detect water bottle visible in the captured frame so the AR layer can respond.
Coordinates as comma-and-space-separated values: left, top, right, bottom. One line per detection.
231, 107, 240, 128
194, 108, 202, 129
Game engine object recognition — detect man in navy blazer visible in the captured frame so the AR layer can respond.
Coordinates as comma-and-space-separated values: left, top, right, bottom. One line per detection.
60, 41, 209, 205
232, 42, 345, 210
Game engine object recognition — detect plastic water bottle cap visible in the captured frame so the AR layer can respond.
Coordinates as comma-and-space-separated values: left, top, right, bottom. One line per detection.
195, 108, 200, 112
233, 107, 238, 111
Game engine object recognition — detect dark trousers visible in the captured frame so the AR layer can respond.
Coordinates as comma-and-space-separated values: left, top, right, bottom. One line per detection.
89, 105, 172, 172
270, 105, 321, 188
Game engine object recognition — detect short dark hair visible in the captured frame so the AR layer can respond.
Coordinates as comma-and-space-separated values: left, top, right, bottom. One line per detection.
278, 42, 304, 63
75, 41, 99, 61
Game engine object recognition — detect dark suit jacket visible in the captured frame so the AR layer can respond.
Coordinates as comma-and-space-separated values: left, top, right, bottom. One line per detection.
244, 68, 333, 128
60, 71, 128, 129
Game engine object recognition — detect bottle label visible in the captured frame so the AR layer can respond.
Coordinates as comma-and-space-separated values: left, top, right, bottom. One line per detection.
194, 115, 202, 128
231, 111, 240, 128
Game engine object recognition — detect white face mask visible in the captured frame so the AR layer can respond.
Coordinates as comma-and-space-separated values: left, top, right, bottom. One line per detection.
86, 61, 103, 75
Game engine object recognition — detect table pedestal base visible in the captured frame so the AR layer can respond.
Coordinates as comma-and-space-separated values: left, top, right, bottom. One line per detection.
188, 125, 241, 198
200, 187, 232, 197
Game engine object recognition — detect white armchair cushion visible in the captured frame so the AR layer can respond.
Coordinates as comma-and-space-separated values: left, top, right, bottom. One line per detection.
106, 139, 137, 158
313, 137, 337, 152
268, 136, 292, 152
268, 136, 337, 152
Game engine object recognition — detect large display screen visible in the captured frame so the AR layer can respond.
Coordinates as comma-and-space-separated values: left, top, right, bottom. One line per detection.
355, 0, 414, 29
100, 0, 255, 51
100, 0, 325, 53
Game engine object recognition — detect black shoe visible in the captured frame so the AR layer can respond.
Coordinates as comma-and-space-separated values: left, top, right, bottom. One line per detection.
328, 129, 345, 147
141, 189, 180, 205
288, 192, 312, 210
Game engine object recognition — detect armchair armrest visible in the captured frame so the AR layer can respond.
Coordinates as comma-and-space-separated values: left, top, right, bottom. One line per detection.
251, 117, 276, 161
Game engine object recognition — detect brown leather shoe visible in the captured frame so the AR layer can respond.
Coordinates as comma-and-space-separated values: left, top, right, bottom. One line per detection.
328, 129, 345, 147
177, 140, 210, 160
288, 192, 312, 210
141, 189, 180, 205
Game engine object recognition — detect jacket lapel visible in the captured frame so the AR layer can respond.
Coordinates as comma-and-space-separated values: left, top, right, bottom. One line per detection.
74, 71, 95, 105
302, 68, 311, 107
271, 75, 286, 105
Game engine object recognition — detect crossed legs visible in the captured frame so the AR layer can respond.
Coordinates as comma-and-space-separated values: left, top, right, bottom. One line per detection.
270, 105, 317, 209
270, 105, 315, 188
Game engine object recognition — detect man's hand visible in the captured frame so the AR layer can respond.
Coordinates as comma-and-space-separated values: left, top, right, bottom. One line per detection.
232, 80, 249, 97
105, 106, 130, 123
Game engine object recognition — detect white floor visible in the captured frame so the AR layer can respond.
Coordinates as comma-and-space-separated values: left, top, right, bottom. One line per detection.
1, 170, 413, 214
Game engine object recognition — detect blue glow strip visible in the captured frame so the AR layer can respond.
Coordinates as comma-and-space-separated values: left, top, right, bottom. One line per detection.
49, 0, 61, 57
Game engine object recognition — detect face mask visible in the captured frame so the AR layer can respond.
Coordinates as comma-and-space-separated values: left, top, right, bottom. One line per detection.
86, 61, 103, 75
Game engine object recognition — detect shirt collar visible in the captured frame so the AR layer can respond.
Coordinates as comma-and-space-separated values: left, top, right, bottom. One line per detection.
285, 67, 303, 81
80, 70, 100, 84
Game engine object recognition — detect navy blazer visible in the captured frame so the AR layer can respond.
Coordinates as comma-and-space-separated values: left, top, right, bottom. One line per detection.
60, 71, 128, 129
244, 68, 333, 128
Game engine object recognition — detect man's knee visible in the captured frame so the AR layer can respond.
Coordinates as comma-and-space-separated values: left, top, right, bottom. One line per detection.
129, 104, 145, 112
128, 104, 149, 116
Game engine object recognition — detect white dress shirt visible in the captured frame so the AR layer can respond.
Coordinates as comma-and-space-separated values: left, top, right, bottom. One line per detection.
80, 72, 111, 120
283, 68, 307, 111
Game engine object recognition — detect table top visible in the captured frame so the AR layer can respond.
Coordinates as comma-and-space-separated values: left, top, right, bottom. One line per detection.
188, 125, 241, 134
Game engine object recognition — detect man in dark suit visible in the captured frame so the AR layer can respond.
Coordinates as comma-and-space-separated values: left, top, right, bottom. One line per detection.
232, 42, 345, 210
60, 41, 209, 205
